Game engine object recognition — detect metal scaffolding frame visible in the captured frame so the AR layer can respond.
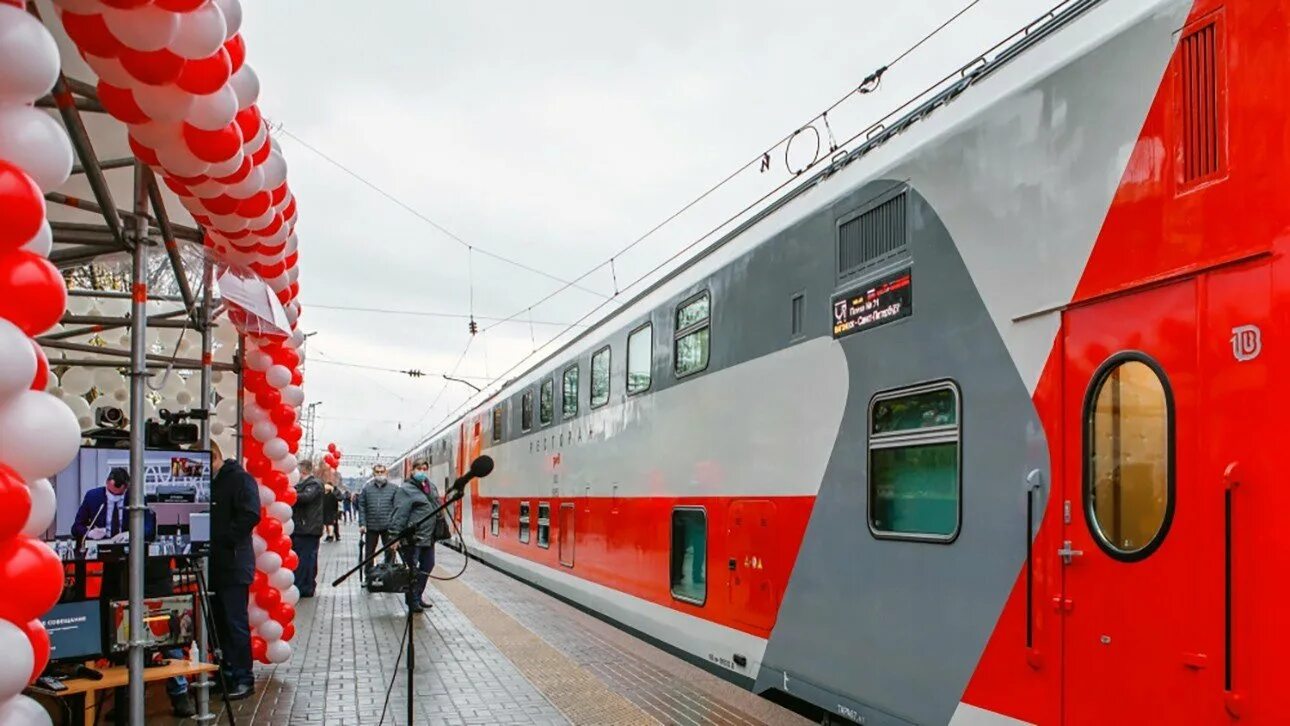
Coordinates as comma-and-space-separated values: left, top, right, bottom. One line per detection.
39, 72, 232, 726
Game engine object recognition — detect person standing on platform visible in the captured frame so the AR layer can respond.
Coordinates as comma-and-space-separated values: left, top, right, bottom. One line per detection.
208, 441, 260, 701
342, 489, 354, 523
388, 459, 443, 613
356, 464, 398, 578
291, 460, 324, 597
322, 479, 340, 542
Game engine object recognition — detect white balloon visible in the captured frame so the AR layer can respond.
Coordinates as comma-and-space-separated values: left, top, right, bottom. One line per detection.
263, 437, 288, 461
265, 365, 291, 390
285, 265, 300, 285
229, 64, 259, 111
0, 6, 60, 104
284, 304, 300, 327
281, 518, 294, 536
0, 391, 82, 479
111, 385, 129, 405
251, 420, 277, 443
185, 83, 238, 131
286, 469, 299, 486
267, 567, 292, 591
257, 484, 276, 505
267, 502, 292, 526
23, 478, 56, 538
210, 421, 225, 436
256, 550, 282, 574
287, 328, 306, 349
0, 619, 36, 702
271, 454, 297, 474
103, 5, 179, 53
0, 319, 36, 401
247, 603, 268, 628
0, 104, 73, 191
156, 140, 212, 178
257, 618, 284, 642
215, 0, 243, 37
244, 401, 269, 424
93, 367, 124, 393
214, 397, 238, 422
207, 149, 244, 178
0, 694, 52, 726
265, 274, 290, 293
251, 532, 267, 556
245, 349, 272, 372
176, 389, 194, 407
169, 0, 227, 59
262, 149, 287, 189
211, 213, 250, 234
82, 52, 133, 87
266, 639, 292, 664
132, 82, 195, 124
281, 585, 300, 606
226, 165, 264, 200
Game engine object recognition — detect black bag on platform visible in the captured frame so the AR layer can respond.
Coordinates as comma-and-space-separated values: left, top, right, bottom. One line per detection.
366, 562, 414, 593
432, 510, 452, 543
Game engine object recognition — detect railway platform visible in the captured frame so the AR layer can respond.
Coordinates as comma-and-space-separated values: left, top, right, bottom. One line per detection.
140, 522, 808, 725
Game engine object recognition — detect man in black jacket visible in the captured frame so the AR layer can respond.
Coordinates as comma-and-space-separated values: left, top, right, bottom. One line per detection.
208, 442, 260, 700
291, 460, 325, 597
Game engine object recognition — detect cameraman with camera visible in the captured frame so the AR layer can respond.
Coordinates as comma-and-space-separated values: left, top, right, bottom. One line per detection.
387, 459, 447, 613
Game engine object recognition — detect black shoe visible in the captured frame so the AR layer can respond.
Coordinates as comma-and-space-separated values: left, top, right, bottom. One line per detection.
419, 600, 433, 609
170, 692, 196, 717
406, 602, 424, 613
225, 683, 254, 701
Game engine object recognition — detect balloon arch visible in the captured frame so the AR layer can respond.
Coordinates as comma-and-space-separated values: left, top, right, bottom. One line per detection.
0, 0, 305, 721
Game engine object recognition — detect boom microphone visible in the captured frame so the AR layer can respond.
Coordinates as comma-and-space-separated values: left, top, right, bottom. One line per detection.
448, 455, 494, 498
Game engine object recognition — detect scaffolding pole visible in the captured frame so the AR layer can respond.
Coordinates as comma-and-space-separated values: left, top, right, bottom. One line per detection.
127, 162, 149, 726
195, 259, 214, 722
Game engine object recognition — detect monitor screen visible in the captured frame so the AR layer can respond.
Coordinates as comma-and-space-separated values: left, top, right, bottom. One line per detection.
40, 600, 102, 662
45, 447, 212, 560
108, 595, 196, 653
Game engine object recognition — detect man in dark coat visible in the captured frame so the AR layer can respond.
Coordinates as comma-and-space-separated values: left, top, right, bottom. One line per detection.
387, 459, 442, 613
208, 443, 260, 700
322, 477, 341, 542
356, 464, 398, 578
291, 460, 324, 597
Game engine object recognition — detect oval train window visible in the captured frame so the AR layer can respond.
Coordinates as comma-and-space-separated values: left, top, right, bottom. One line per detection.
1085, 356, 1173, 560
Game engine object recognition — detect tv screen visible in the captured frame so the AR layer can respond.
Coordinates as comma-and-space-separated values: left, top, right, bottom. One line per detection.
46, 447, 212, 560
40, 600, 102, 662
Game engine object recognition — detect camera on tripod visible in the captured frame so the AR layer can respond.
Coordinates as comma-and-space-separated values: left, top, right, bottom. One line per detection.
145, 408, 208, 448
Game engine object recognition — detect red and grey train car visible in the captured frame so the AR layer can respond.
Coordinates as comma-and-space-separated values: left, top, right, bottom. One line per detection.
392, 0, 1290, 722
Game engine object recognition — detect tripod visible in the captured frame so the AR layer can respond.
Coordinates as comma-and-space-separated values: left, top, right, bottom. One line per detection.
332, 486, 466, 726
178, 554, 239, 726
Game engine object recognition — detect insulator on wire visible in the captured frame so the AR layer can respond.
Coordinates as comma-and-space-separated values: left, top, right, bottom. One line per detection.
468, 318, 478, 335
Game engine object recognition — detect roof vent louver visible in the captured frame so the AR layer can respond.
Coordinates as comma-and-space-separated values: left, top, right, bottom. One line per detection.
838, 192, 907, 279
1180, 21, 1223, 185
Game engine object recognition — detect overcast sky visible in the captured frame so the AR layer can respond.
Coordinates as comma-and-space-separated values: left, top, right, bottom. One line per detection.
236, 0, 1045, 471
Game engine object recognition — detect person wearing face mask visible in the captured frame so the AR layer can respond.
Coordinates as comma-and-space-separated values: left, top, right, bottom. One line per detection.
356, 464, 398, 580
72, 467, 154, 543
387, 460, 444, 613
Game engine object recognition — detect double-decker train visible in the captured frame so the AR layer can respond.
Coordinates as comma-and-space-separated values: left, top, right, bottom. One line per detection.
391, 0, 1290, 722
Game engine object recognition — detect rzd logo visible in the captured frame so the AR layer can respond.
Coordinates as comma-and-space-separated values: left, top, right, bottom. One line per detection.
1231, 325, 1262, 362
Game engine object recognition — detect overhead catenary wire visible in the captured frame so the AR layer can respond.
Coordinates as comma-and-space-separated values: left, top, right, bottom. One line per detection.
302, 302, 587, 327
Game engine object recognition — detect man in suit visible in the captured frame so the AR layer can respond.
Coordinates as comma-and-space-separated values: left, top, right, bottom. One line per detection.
208, 442, 260, 700
72, 467, 154, 542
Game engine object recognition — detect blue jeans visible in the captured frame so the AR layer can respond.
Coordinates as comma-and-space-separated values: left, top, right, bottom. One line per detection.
400, 543, 435, 606
292, 534, 321, 597
165, 647, 188, 696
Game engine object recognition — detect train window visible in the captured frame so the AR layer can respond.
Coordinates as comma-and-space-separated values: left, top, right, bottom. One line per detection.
490, 501, 499, 536
521, 391, 534, 432
869, 382, 961, 541
670, 507, 707, 605
590, 346, 611, 408
519, 501, 531, 544
537, 502, 551, 548
674, 292, 710, 378
627, 323, 652, 395
492, 405, 504, 443
558, 503, 575, 567
791, 293, 804, 337
562, 365, 579, 418
1085, 356, 1173, 560
540, 379, 554, 426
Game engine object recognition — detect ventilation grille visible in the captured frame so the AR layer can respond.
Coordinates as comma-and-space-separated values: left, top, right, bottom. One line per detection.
1181, 22, 1221, 183
839, 193, 907, 277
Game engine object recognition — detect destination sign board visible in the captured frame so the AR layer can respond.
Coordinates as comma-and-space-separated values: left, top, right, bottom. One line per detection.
831, 268, 912, 338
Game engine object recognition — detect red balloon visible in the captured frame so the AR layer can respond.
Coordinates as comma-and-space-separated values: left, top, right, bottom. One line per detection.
281, 550, 299, 570
266, 471, 288, 491
237, 191, 271, 219
252, 570, 267, 591
270, 405, 296, 429
275, 286, 293, 306
21, 619, 51, 685
0, 161, 44, 253
243, 369, 267, 392
200, 194, 240, 216
250, 137, 271, 165
128, 135, 160, 167
0, 537, 64, 622
255, 585, 281, 611
176, 48, 232, 96
61, 13, 124, 58
287, 437, 299, 455
155, 0, 209, 11
96, 82, 150, 124
30, 341, 49, 391
283, 423, 303, 444
273, 347, 301, 370
280, 196, 298, 221
215, 155, 252, 185
327, 443, 337, 454
0, 251, 67, 336
258, 517, 283, 541
278, 487, 297, 507
0, 465, 32, 542
183, 122, 243, 163
234, 106, 262, 142
323, 455, 338, 469
255, 388, 282, 410
269, 535, 291, 557
283, 252, 299, 270
269, 183, 288, 206
281, 623, 295, 642
162, 175, 192, 197
290, 368, 303, 386
250, 635, 266, 662
223, 35, 246, 74
246, 457, 272, 480
120, 47, 186, 86
250, 212, 283, 239
271, 603, 295, 625
101, 0, 152, 7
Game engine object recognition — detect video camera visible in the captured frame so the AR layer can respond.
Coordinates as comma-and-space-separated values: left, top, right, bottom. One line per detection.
145, 408, 207, 448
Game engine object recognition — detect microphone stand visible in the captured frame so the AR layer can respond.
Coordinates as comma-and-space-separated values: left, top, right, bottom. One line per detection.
331, 483, 467, 726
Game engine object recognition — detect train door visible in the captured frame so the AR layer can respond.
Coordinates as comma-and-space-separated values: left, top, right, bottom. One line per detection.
1060, 278, 1218, 724
727, 499, 776, 631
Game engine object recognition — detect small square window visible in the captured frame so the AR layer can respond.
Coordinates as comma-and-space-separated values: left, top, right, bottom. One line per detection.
521, 391, 534, 432
562, 366, 579, 418
590, 346, 611, 408
670, 508, 706, 605
519, 501, 531, 544
869, 383, 961, 541
674, 292, 711, 378
492, 405, 504, 443
791, 293, 804, 337
489, 501, 499, 536
540, 379, 554, 426
537, 502, 550, 548
627, 323, 652, 395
